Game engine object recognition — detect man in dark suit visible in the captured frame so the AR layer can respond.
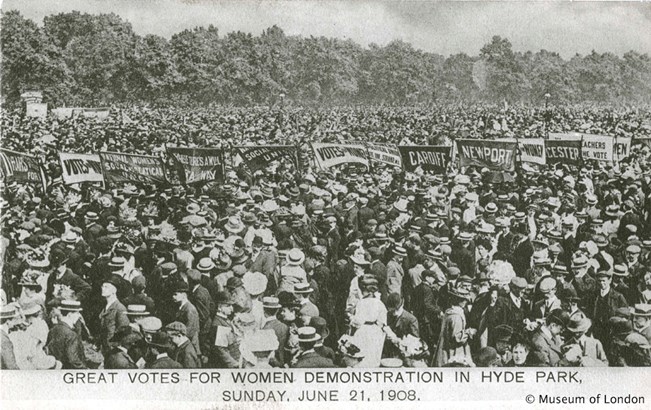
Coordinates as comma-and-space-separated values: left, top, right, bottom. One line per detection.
83, 211, 105, 248
209, 291, 240, 368
172, 281, 201, 356
411, 269, 442, 349
498, 277, 530, 331
585, 270, 628, 352
146, 331, 182, 369
292, 327, 336, 368
368, 247, 388, 302
104, 326, 139, 369
386, 293, 419, 339
531, 309, 568, 367
261, 296, 289, 366
46, 250, 92, 304
187, 269, 215, 359
99, 276, 130, 354
46, 300, 87, 369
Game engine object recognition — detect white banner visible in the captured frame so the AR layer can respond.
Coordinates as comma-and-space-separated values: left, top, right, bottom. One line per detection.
82, 108, 111, 120
51, 108, 75, 120
517, 138, 546, 165
581, 134, 613, 162
364, 142, 402, 168
59, 152, 104, 185
311, 143, 369, 169
26, 103, 47, 119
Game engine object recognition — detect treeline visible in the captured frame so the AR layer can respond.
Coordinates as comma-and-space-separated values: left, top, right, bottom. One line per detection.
2, 10, 651, 107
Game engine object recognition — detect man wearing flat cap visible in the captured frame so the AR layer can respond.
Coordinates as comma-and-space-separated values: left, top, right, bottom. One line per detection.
166, 321, 201, 368
104, 326, 140, 369
530, 309, 568, 367
585, 270, 628, 355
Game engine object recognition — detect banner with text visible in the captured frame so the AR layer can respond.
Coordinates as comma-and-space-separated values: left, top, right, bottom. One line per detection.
99, 152, 167, 186
0, 149, 46, 190
398, 145, 451, 173
613, 137, 631, 162
456, 139, 517, 171
364, 142, 402, 168
581, 134, 613, 162
235, 145, 297, 172
59, 152, 104, 185
517, 138, 546, 165
544, 139, 583, 165
167, 147, 225, 185
311, 143, 369, 169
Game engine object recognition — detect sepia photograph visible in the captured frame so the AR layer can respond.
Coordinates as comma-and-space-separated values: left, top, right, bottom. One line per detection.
1, 0, 651, 407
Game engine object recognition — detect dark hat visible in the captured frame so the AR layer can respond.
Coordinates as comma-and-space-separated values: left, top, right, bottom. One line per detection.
386, 292, 403, 310
595, 270, 613, 279
147, 331, 172, 348
102, 275, 123, 291
308, 316, 330, 340
476, 347, 500, 367
493, 324, 514, 343
546, 309, 570, 327
172, 281, 189, 293
110, 326, 142, 344
215, 291, 234, 305
448, 287, 471, 301
278, 291, 300, 308
226, 276, 243, 289
609, 317, 633, 337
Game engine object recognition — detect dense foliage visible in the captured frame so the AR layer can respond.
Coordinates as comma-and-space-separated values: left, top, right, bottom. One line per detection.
2, 10, 651, 107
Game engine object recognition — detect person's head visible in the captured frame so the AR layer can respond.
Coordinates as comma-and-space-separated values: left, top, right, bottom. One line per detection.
596, 271, 612, 291
386, 292, 403, 315
297, 326, 320, 352
262, 296, 281, 318
493, 325, 513, 355
644, 271, 651, 289
509, 277, 527, 297
58, 300, 83, 325
626, 245, 641, 265
546, 309, 569, 336
539, 277, 557, 301
632, 304, 651, 330
475, 238, 493, 259
511, 340, 530, 366
215, 291, 235, 317
165, 322, 188, 346
101, 280, 118, 299
0, 305, 19, 328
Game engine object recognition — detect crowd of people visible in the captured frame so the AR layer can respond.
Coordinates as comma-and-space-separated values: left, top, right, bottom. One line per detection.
2, 103, 651, 369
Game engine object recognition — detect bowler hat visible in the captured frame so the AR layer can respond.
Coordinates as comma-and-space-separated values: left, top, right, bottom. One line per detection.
215, 291, 234, 305
147, 331, 172, 348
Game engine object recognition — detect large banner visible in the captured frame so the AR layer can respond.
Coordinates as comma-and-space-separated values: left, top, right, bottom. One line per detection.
398, 146, 451, 173
518, 138, 546, 165
234, 145, 297, 172
311, 143, 369, 169
549, 132, 618, 162
167, 147, 225, 184
613, 137, 631, 162
99, 152, 167, 185
544, 139, 582, 165
456, 139, 517, 171
59, 153, 104, 185
25, 103, 47, 120
364, 143, 402, 168
581, 134, 613, 162
0, 149, 46, 190
82, 108, 110, 120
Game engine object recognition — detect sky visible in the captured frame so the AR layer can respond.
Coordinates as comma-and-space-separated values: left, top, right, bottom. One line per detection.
3, 0, 651, 58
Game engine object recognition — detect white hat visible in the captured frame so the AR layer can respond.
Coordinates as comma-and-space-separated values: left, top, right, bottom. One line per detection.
242, 272, 268, 296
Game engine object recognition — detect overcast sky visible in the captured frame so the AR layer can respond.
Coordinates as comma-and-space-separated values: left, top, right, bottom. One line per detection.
4, 1, 651, 58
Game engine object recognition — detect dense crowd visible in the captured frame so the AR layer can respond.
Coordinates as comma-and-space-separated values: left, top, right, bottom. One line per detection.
2, 104, 651, 369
